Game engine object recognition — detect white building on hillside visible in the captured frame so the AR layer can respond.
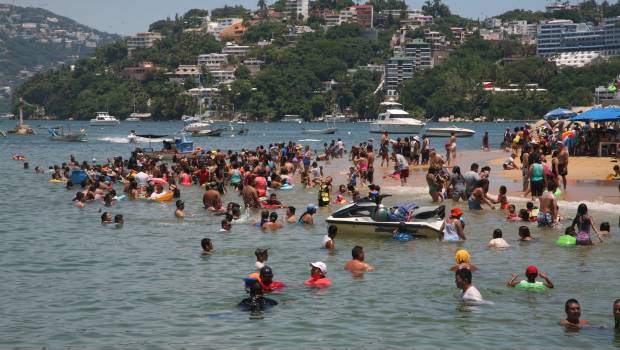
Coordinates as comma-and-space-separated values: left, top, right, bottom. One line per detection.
286, 0, 309, 20
550, 51, 604, 68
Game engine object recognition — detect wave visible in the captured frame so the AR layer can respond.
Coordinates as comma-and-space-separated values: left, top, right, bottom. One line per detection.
97, 137, 130, 144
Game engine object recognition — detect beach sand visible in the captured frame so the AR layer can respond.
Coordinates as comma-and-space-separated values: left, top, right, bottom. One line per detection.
488, 154, 619, 181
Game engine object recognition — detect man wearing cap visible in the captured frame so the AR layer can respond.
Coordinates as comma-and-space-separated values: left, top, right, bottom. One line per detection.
254, 248, 269, 270
455, 268, 482, 303
248, 266, 286, 293
239, 278, 278, 312
304, 262, 332, 287
440, 208, 466, 241
298, 204, 317, 224
506, 265, 554, 290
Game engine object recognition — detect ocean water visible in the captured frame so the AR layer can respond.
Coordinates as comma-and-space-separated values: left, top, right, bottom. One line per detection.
1, 120, 619, 348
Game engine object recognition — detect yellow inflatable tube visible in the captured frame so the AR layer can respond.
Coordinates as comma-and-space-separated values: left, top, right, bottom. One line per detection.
153, 191, 174, 202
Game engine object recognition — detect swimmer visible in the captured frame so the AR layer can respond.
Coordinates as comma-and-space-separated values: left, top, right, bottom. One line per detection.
175, 200, 185, 218
298, 204, 317, 225
506, 265, 554, 289
493, 185, 509, 210
220, 219, 231, 232
488, 229, 510, 248
114, 214, 124, 228
518, 226, 535, 241
254, 248, 268, 270
101, 212, 113, 225
255, 210, 269, 227
248, 266, 285, 293
262, 212, 283, 231
263, 193, 282, 207
73, 191, 86, 208
322, 225, 337, 249
344, 246, 373, 272
304, 261, 332, 288
201, 238, 214, 255
238, 278, 278, 312
600, 222, 610, 236
455, 268, 483, 303
506, 204, 519, 221
560, 299, 588, 330
286, 206, 297, 223
450, 249, 478, 272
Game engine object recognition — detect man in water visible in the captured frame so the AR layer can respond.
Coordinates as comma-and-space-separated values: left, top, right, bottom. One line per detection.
304, 261, 332, 287
248, 266, 285, 293
238, 278, 278, 312
242, 177, 260, 209
394, 151, 409, 186
455, 268, 483, 303
286, 206, 297, 223
538, 181, 558, 228
463, 163, 480, 198
101, 212, 113, 225
558, 142, 569, 189
322, 225, 337, 249
201, 238, 214, 254
344, 246, 373, 272
203, 183, 223, 211
175, 200, 185, 218
262, 212, 283, 231
560, 299, 589, 330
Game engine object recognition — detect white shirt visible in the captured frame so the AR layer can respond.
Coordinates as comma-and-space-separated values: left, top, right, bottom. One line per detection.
462, 285, 483, 303
255, 261, 265, 270
322, 235, 333, 248
396, 154, 409, 170
488, 238, 510, 248
135, 171, 149, 186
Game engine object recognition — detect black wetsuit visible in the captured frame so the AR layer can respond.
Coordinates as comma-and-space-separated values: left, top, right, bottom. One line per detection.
238, 296, 278, 312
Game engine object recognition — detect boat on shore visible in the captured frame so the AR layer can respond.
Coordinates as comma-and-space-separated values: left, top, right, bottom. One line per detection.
424, 126, 476, 137
48, 126, 87, 142
90, 112, 120, 126
370, 102, 425, 134
326, 198, 445, 239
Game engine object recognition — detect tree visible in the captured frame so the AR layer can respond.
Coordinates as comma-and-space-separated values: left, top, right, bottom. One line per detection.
422, 0, 451, 18
257, 0, 268, 18
234, 65, 251, 80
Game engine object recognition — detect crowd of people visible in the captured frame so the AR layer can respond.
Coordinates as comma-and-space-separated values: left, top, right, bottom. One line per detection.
32, 128, 618, 330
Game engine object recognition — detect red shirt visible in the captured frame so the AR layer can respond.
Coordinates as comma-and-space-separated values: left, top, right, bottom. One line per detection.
262, 280, 285, 292
195, 169, 209, 185
304, 277, 332, 288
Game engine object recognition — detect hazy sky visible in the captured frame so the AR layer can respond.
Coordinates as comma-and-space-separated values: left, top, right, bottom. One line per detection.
10, 0, 551, 35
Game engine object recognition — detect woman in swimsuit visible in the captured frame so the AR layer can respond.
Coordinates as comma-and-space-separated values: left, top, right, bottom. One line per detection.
570, 203, 603, 245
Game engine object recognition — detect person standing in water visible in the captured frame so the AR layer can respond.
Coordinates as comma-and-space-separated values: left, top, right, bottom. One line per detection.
506, 265, 554, 290
344, 246, 373, 272
440, 208, 466, 241
560, 299, 588, 330
538, 181, 558, 228
322, 225, 337, 249
175, 200, 185, 218
482, 131, 489, 151
455, 268, 483, 303
304, 261, 332, 288
238, 278, 278, 312
570, 203, 603, 245
558, 142, 569, 190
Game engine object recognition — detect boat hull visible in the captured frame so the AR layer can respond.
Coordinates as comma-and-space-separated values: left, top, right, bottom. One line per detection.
424, 128, 476, 137
50, 135, 87, 142
302, 127, 337, 134
325, 218, 443, 239
370, 122, 425, 134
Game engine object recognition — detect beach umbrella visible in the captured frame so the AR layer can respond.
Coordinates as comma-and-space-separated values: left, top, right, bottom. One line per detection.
544, 108, 575, 120
570, 107, 620, 122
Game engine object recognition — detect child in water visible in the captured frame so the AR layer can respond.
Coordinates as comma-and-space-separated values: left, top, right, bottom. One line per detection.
518, 226, 535, 241
494, 185, 509, 210
570, 203, 603, 245
506, 204, 520, 221
599, 222, 610, 236
488, 229, 510, 248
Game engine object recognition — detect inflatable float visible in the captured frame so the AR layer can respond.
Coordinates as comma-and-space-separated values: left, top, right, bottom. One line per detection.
556, 235, 576, 247
48, 179, 67, 183
152, 191, 174, 202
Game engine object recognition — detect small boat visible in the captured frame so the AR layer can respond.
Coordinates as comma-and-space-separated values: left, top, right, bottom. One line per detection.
191, 128, 224, 137
181, 115, 201, 123
302, 127, 337, 134
141, 133, 195, 160
125, 117, 141, 122
370, 102, 425, 134
424, 126, 476, 138
90, 112, 120, 126
326, 197, 445, 239
48, 126, 87, 142
128, 131, 169, 143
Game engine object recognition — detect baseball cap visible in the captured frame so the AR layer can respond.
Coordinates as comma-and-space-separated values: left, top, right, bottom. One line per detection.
451, 207, 463, 218
310, 261, 327, 273
260, 266, 273, 277
525, 265, 538, 276
254, 248, 269, 256
307, 204, 318, 211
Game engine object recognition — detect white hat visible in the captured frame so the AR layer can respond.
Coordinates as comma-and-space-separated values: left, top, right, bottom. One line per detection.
310, 261, 327, 274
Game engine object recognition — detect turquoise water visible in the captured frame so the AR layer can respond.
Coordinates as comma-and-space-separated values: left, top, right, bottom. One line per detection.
1, 121, 619, 347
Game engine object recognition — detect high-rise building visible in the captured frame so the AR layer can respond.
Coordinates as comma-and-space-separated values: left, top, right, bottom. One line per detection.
384, 56, 414, 96
286, 0, 309, 21
127, 32, 163, 55
536, 17, 620, 57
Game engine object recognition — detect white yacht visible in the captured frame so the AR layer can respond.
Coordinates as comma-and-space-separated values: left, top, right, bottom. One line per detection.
370, 102, 425, 134
183, 118, 213, 132
281, 114, 303, 123
424, 126, 476, 138
90, 112, 120, 126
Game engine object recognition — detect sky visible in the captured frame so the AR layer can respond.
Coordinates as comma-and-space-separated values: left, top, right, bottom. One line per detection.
9, 0, 552, 35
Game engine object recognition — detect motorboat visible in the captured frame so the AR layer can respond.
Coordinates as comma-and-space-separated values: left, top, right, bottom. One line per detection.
370, 102, 425, 134
48, 126, 87, 142
125, 117, 141, 122
424, 126, 476, 138
302, 127, 337, 134
191, 128, 224, 137
281, 115, 304, 123
181, 115, 201, 123
90, 112, 120, 126
183, 118, 213, 132
140, 133, 196, 160
128, 131, 168, 143
326, 197, 445, 239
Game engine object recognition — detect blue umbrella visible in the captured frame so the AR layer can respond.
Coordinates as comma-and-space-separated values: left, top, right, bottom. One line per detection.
570, 107, 620, 122
544, 108, 575, 120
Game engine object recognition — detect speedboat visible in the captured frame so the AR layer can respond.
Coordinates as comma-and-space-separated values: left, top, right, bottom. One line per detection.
48, 126, 87, 142
191, 128, 224, 137
326, 197, 445, 239
140, 133, 195, 160
90, 112, 120, 126
302, 127, 337, 134
370, 102, 425, 134
183, 118, 213, 132
128, 131, 168, 143
424, 126, 476, 137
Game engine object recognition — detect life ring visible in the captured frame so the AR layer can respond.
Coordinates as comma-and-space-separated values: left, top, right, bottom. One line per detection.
12, 155, 26, 161
515, 281, 547, 291
153, 191, 174, 202
151, 178, 168, 185
556, 235, 576, 246
48, 179, 67, 183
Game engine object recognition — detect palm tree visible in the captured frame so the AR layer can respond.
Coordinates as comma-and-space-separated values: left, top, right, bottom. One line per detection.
257, 0, 268, 18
